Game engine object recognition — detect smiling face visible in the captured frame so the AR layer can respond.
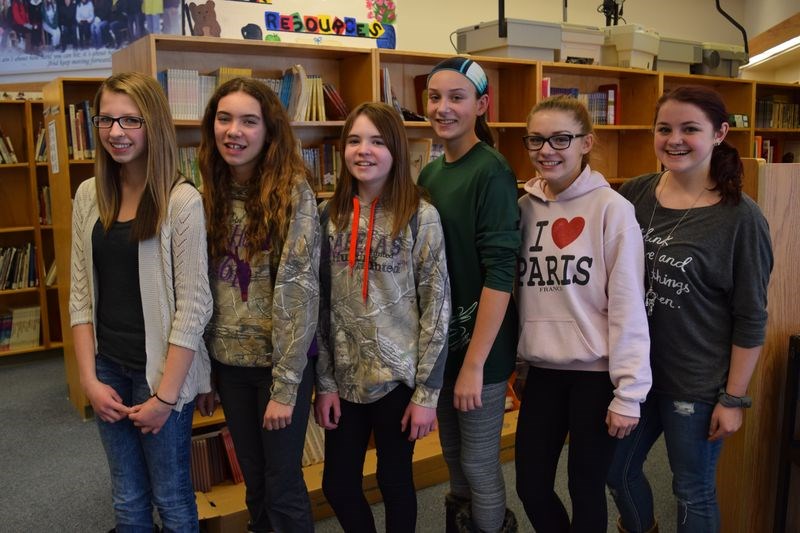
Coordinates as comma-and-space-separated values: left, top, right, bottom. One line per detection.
526, 108, 592, 196
654, 100, 727, 180
344, 114, 393, 201
426, 70, 487, 155
213, 91, 267, 184
97, 90, 148, 172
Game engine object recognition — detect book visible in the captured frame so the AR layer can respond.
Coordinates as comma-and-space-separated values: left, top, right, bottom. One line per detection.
322, 82, 348, 120
413, 74, 428, 116
598, 84, 620, 126
9, 305, 40, 350
541, 77, 551, 99
0, 311, 11, 351
0, 135, 12, 164
753, 135, 763, 160
68, 104, 79, 159
220, 426, 244, 484
408, 137, 432, 183
0, 130, 18, 163
45, 260, 57, 286
190, 435, 212, 492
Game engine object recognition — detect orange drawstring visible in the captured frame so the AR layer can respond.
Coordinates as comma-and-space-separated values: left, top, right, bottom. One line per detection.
347, 196, 378, 303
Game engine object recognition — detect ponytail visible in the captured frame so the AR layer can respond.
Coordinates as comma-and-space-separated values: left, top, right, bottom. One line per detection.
710, 141, 743, 205
475, 115, 495, 147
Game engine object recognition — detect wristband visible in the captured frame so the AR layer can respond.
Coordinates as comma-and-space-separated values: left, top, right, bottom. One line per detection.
153, 392, 178, 406
717, 389, 752, 408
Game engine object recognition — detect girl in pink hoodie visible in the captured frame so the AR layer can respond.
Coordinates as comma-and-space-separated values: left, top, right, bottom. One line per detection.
515, 95, 652, 533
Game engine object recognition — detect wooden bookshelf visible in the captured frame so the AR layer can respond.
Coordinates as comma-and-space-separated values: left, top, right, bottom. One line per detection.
42, 77, 104, 418
0, 97, 64, 359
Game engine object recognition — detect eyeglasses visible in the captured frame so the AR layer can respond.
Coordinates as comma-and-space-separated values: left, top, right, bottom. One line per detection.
92, 115, 146, 129
522, 133, 588, 151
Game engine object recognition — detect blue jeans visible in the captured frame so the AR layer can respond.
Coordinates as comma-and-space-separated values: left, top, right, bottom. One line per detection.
95, 355, 198, 533
607, 393, 722, 533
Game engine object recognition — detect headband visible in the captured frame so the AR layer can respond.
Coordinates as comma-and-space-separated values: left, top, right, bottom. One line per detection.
428, 57, 489, 96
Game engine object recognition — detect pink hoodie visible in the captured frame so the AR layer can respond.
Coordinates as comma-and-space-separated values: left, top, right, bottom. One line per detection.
516, 165, 652, 417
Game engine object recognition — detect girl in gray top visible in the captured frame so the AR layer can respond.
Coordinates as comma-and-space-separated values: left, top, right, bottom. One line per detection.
607, 86, 773, 533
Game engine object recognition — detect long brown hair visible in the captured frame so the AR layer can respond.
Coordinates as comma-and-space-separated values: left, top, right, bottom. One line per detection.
329, 102, 421, 238
93, 72, 178, 241
199, 77, 309, 262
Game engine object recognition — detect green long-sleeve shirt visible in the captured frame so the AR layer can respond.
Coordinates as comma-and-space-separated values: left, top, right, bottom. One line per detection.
418, 142, 521, 384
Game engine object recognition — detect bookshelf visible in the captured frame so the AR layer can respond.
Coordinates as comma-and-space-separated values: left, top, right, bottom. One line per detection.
0, 97, 64, 359
42, 77, 104, 418
752, 81, 800, 163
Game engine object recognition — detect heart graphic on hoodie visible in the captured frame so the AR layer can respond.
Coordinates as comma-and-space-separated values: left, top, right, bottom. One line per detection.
551, 217, 585, 248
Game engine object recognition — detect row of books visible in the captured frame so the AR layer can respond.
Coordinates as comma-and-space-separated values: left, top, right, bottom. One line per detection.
755, 136, 800, 163
66, 100, 96, 160
755, 96, 800, 129
0, 305, 41, 351
542, 80, 620, 126
0, 244, 38, 291
157, 66, 350, 123
0, 125, 20, 164
190, 411, 325, 493
300, 142, 339, 193
33, 123, 48, 162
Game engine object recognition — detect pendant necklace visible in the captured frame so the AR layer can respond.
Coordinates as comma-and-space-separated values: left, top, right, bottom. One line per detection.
643, 172, 706, 317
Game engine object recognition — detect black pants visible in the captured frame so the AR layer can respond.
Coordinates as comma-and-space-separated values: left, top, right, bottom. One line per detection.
515, 366, 617, 533
214, 360, 314, 533
322, 385, 417, 533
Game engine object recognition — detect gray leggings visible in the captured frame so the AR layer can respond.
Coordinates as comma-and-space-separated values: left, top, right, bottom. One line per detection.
437, 379, 508, 531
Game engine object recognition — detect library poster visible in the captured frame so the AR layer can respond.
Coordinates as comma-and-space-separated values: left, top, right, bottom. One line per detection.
207, 0, 399, 49
0, 0, 183, 76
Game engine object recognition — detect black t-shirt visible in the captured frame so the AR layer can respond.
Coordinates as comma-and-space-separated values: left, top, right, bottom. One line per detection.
92, 218, 146, 370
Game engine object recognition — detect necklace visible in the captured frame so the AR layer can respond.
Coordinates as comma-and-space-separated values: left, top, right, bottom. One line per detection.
643, 172, 706, 317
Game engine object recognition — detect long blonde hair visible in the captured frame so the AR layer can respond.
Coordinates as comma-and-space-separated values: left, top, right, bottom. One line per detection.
93, 72, 179, 240
199, 78, 309, 262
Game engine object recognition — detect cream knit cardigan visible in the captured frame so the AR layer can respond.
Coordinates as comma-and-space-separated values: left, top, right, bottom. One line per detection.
69, 178, 213, 410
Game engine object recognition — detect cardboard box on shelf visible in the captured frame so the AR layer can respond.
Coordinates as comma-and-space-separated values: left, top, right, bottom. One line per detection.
602, 24, 660, 70
455, 19, 561, 61
558, 23, 605, 65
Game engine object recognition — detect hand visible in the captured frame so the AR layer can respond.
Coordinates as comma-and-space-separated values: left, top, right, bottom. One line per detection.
128, 396, 172, 434
196, 391, 218, 417
263, 399, 294, 430
453, 364, 483, 412
606, 411, 639, 439
708, 403, 744, 442
401, 402, 437, 441
84, 379, 132, 423
314, 392, 341, 430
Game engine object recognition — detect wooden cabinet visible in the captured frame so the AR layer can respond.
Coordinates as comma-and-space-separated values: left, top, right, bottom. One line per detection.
0, 97, 64, 359
42, 77, 103, 418
753, 81, 800, 163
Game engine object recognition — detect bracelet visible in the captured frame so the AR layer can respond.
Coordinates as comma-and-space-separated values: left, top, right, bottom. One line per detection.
153, 392, 178, 406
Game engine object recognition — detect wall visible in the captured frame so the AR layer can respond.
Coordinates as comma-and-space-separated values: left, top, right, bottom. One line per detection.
2, 0, 795, 83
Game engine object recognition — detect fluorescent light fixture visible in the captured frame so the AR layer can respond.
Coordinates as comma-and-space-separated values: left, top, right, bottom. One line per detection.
741, 35, 800, 69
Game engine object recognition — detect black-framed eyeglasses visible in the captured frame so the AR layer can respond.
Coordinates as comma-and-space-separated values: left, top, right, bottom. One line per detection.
91, 115, 146, 129
522, 133, 588, 151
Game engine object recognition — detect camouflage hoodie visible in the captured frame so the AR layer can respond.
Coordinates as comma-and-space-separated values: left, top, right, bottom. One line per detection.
206, 179, 320, 406
315, 198, 450, 408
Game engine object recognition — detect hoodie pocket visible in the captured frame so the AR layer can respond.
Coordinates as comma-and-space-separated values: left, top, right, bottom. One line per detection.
518, 319, 602, 364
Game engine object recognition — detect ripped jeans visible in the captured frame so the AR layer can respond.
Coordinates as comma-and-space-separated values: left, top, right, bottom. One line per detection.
607, 393, 722, 533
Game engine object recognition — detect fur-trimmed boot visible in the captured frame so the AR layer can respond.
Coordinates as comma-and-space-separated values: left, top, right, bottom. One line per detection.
445, 493, 471, 533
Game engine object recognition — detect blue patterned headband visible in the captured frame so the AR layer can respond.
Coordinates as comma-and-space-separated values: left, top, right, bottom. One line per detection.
428, 57, 489, 96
